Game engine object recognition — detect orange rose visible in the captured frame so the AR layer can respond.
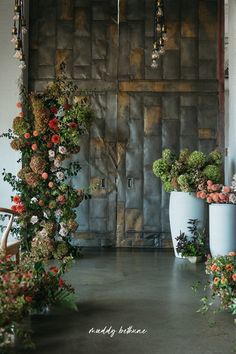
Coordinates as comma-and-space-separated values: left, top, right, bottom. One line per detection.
31, 143, 38, 151
213, 277, 220, 285
33, 130, 39, 137
225, 264, 234, 272
232, 274, 236, 281
16, 102, 22, 109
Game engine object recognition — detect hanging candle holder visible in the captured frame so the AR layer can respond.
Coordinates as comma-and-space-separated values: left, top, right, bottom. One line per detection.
11, 0, 27, 70
151, 0, 167, 69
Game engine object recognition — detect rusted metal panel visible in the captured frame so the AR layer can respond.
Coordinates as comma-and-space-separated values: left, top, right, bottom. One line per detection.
29, 0, 220, 248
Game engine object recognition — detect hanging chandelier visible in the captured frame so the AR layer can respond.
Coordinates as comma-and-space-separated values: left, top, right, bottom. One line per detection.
11, 0, 27, 70
151, 0, 167, 68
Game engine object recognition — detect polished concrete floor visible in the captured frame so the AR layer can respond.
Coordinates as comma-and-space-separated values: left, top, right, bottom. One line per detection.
17, 249, 235, 354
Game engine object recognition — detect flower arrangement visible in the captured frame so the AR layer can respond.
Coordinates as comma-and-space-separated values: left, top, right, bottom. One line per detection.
152, 149, 223, 192
175, 219, 208, 258
199, 252, 236, 316
1, 68, 94, 255
0, 253, 76, 349
196, 174, 236, 204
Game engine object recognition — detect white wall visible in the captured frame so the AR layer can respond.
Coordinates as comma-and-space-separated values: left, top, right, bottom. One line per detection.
0, 0, 21, 207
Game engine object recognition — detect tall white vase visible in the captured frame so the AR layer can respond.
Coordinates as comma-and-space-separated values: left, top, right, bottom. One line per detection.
169, 191, 207, 258
209, 204, 236, 256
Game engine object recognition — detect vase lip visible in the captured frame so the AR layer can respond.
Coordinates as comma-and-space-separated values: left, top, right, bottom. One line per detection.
210, 203, 235, 207
170, 191, 195, 194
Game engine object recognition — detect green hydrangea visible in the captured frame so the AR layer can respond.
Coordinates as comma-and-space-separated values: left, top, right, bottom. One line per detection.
12, 116, 30, 136
209, 150, 222, 165
152, 159, 170, 181
188, 151, 207, 169
203, 165, 223, 184
177, 174, 190, 192
179, 149, 190, 162
162, 149, 176, 163
163, 180, 173, 192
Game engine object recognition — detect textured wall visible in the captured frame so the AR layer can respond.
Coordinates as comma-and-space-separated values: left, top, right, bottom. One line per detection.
29, 0, 221, 248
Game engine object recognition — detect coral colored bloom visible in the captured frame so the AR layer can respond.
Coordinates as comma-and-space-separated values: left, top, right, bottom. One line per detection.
33, 130, 39, 137
16, 102, 22, 109
207, 180, 213, 186
212, 193, 219, 203
68, 122, 78, 129
19, 111, 25, 118
24, 132, 30, 139
59, 278, 65, 287
57, 194, 66, 204
51, 134, 60, 144
211, 184, 220, 192
48, 181, 54, 188
219, 193, 226, 201
228, 251, 236, 256
25, 295, 33, 303
232, 274, 236, 281
213, 277, 220, 285
49, 118, 59, 130
42, 172, 48, 180
49, 266, 59, 274
16, 203, 25, 213
223, 186, 231, 193
13, 195, 21, 204
200, 191, 207, 199
207, 196, 212, 203
225, 264, 234, 272
31, 143, 38, 151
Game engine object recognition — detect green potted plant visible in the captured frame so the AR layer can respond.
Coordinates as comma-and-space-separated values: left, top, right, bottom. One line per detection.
175, 219, 208, 263
152, 149, 223, 257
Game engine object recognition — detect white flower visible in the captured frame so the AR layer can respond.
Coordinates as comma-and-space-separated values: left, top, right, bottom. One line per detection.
56, 171, 65, 180
43, 212, 49, 219
30, 197, 38, 203
54, 159, 61, 168
59, 227, 68, 237
48, 150, 55, 158
59, 146, 67, 154
55, 209, 63, 217
56, 108, 65, 118
30, 215, 38, 224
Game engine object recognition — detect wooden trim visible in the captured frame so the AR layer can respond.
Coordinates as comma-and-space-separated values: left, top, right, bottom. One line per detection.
119, 80, 219, 93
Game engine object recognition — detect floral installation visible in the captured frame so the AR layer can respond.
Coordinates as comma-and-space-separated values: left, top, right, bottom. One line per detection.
198, 252, 236, 316
196, 174, 236, 204
0, 252, 76, 349
1, 68, 94, 255
152, 149, 223, 192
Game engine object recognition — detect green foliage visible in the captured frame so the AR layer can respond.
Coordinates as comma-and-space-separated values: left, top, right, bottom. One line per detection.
175, 219, 208, 257
203, 164, 222, 184
152, 149, 223, 193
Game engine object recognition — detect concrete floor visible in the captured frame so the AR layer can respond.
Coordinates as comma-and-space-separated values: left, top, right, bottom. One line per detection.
17, 249, 235, 354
